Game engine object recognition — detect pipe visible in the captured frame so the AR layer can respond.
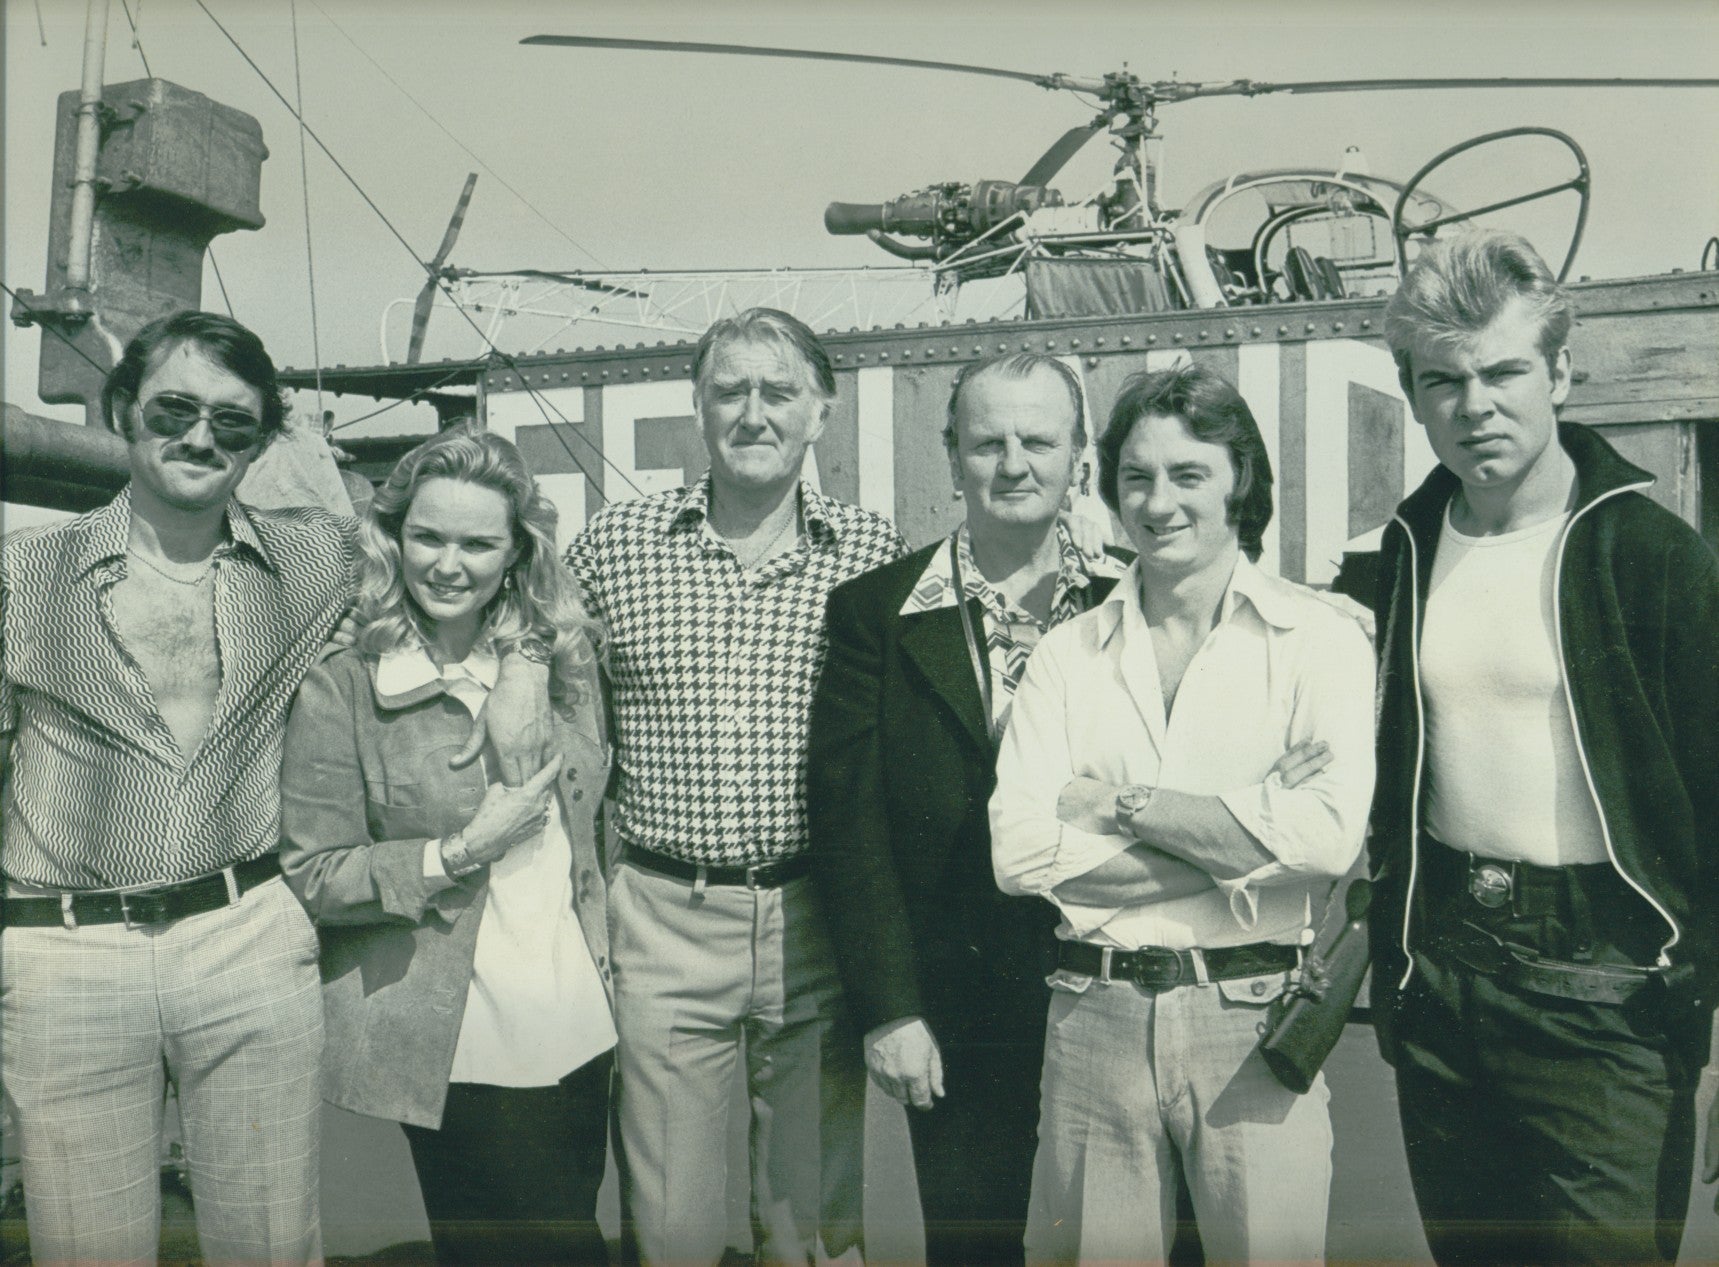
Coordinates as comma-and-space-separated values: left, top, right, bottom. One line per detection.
64, 0, 112, 299
2, 404, 130, 493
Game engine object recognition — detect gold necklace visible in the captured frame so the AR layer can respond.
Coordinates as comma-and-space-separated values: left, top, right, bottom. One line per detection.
127, 548, 214, 587
733, 509, 799, 571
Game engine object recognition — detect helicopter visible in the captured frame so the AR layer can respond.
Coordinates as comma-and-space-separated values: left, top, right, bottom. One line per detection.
517, 35, 1717, 321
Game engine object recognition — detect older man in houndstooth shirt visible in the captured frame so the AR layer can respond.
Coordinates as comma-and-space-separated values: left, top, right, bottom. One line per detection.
567, 308, 904, 1267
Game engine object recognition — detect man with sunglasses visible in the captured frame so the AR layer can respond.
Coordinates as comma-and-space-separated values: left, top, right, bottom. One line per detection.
0, 311, 551, 1263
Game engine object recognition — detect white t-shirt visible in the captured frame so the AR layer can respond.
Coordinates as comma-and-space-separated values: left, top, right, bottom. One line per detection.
1421, 507, 1608, 866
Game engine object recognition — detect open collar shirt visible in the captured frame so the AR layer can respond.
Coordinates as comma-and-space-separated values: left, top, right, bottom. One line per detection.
0, 487, 355, 889
989, 556, 1375, 951
900, 523, 1121, 735
566, 474, 905, 866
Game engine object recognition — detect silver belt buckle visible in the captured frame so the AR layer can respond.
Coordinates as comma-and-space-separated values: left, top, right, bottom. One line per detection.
1468, 863, 1513, 909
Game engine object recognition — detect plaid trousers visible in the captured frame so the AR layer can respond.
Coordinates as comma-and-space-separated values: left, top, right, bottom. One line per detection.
1, 875, 324, 1266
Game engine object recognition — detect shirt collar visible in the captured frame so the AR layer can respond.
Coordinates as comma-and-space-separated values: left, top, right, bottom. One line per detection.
372, 642, 499, 710
668, 472, 837, 543
900, 523, 1111, 620
1095, 553, 1303, 643
74, 486, 275, 579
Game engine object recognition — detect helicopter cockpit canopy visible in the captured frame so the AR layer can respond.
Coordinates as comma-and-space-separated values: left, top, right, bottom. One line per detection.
1180, 170, 1452, 305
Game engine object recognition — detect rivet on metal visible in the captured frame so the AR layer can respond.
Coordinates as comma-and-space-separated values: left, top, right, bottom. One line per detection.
1333, 322, 1345, 332
601, 371, 610, 380
1278, 326, 1290, 336
880, 352, 890, 361
1070, 339, 1081, 348
1120, 336, 1132, 346
1046, 340, 1057, 350
1198, 330, 1210, 341
1146, 334, 1157, 344
580, 372, 589, 381
1224, 328, 1236, 340
1305, 323, 1316, 334
620, 370, 629, 378
1251, 327, 1262, 337
1086, 357, 1099, 368
1360, 319, 1372, 330
1095, 337, 1106, 347
1173, 333, 1184, 343
834, 354, 845, 363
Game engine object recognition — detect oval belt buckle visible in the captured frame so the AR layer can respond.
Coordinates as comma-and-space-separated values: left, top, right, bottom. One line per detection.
1468, 863, 1512, 909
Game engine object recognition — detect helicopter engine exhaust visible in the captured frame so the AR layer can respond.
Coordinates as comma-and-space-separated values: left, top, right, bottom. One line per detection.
824, 180, 1063, 245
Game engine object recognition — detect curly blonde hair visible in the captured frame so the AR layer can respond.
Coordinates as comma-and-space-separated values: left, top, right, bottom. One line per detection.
353, 425, 602, 703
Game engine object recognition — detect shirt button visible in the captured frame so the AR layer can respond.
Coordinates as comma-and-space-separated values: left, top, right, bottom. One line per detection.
1251, 980, 1267, 996
572, 789, 584, 802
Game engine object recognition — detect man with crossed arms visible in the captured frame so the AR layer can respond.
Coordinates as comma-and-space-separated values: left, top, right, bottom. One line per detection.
991, 362, 1374, 1264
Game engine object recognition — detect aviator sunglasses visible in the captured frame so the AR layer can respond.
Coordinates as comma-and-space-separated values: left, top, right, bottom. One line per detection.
136, 392, 266, 452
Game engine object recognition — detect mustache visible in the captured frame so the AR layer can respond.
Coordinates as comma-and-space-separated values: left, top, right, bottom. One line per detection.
162, 442, 224, 468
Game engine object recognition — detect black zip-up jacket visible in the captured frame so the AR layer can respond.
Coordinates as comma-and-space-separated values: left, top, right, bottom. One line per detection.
1367, 423, 1719, 1047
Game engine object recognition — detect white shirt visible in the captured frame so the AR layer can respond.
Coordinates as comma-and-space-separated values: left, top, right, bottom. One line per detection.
376, 646, 617, 1087
1421, 508, 1608, 865
989, 557, 1376, 950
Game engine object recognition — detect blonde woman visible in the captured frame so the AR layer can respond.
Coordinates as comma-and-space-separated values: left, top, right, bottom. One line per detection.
281, 427, 612, 1263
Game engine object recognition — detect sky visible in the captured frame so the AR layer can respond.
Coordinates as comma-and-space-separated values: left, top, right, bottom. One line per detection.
4, 0, 1717, 439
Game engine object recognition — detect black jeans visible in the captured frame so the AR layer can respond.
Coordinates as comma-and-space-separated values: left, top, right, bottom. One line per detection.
1393, 840, 1699, 1266
403, 1051, 614, 1266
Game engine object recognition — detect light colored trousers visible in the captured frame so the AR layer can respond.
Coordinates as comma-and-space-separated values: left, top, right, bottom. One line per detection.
1, 875, 324, 1267
609, 860, 866, 1267
1026, 966, 1333, 1267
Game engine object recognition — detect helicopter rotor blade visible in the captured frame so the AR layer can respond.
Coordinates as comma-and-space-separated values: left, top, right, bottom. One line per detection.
407, 172, 478, 366
1168, 76, 1719, 102
522, 34, 1056, 86
1019, 122, 1106, 187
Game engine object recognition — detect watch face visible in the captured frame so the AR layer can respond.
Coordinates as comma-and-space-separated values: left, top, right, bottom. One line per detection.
1117, 784, 1154, 815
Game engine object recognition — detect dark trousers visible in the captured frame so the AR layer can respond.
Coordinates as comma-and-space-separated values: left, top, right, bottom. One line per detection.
1393, 840, 1700, 1266
403, 1051, 614, 1266
904, 1031, 1043, 1267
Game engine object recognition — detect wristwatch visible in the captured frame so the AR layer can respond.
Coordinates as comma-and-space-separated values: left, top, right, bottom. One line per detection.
1114, 783, 1156, 826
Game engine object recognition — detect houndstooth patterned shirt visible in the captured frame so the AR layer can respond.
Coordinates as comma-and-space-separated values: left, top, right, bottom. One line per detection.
0, 488, 355, 888
568, 475, 906, 866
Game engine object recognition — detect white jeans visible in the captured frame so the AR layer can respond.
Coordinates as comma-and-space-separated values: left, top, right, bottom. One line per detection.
1, 876, 324, 1267
1026, 965, 1333, 1266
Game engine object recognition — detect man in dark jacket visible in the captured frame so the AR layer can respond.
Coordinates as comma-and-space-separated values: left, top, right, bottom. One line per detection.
806, 352, 1123, 1266
1369, 229, 1719, 1265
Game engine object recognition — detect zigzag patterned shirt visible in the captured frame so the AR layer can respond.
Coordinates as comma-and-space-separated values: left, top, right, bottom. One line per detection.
567, 475, 905, 866
0, 489, 355, 888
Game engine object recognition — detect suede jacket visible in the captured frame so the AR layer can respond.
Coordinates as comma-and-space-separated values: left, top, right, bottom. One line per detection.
1368, 423, 1719, 1043
280, 648, 611, 1129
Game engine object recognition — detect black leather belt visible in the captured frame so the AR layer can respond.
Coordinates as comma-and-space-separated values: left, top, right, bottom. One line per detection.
1428, 924, 1657, 1005
1, 854, 283, 930
1421, 834, 1613, 916
1057, 939, 1298, 991
626, 844, 810, 890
